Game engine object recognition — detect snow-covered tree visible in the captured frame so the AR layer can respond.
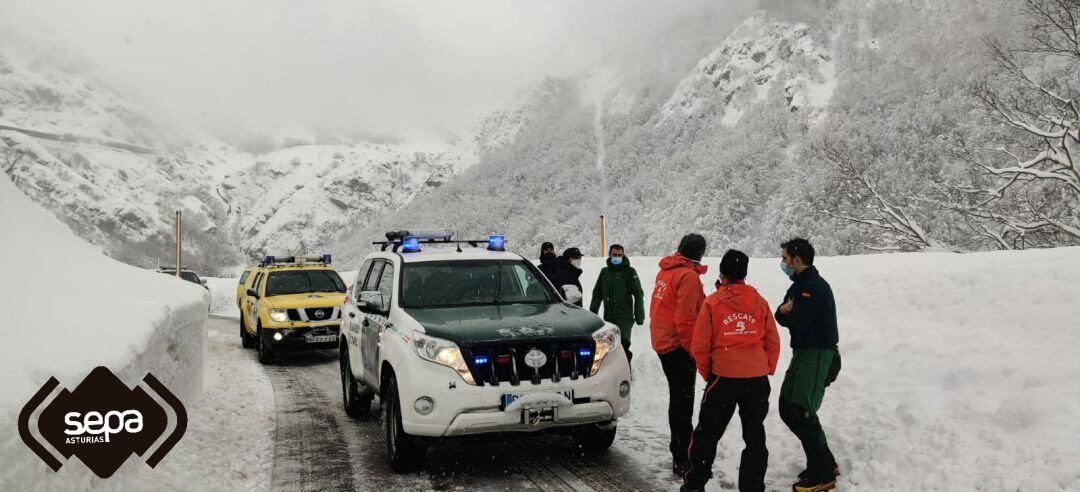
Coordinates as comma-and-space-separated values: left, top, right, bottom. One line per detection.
954, 0, 1080, 242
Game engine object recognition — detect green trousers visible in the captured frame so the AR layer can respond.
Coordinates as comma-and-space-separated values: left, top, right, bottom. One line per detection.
779, 348, 839, 483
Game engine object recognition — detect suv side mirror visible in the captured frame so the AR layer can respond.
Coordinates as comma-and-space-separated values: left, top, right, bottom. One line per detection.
246, 288, 259, 298
357, 291, 385, 313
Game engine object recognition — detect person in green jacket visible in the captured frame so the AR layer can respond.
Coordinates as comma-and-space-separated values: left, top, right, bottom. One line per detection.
589, 244, 645, 367
775, 238, 842, 492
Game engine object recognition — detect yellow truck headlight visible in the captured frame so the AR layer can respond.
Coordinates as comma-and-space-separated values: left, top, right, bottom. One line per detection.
269, 309, 289, 323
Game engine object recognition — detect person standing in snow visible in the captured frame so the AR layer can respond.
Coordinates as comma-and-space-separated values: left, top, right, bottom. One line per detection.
650, 233, 708, 476
682, 249, 780, 492
549, 247, 585, 307
774, 238, 842, 492
589, 244, 645, 367
538, 242, 558, 281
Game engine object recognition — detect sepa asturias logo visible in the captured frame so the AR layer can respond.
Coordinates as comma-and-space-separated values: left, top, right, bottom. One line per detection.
18, 366, 187, 478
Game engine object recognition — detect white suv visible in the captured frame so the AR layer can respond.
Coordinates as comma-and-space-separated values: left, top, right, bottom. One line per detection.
338, 231, 632, 472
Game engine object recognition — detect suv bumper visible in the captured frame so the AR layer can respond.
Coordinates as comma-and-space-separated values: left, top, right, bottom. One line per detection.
397, 343, 632, 437
260, 324, 340, 351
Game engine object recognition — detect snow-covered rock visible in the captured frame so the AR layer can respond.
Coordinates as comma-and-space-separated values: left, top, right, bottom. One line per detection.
660, 11, 837, 126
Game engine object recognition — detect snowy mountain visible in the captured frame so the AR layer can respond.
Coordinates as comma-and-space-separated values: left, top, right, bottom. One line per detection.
336, 0, 1067, 259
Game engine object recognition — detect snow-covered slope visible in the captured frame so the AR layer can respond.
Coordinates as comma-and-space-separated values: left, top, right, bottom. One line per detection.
0, 173, 209, 489
594, 248, 1080, 490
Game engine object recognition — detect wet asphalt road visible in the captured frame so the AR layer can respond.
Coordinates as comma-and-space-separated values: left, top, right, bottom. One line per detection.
209, 317, 669, 492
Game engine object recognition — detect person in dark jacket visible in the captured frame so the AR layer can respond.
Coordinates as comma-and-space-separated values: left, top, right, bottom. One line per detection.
774, 238, 841, 492
549, 247, 584, 307
650, 233, 708, 476
538, 242, 558, 281
589, 244, 645, 366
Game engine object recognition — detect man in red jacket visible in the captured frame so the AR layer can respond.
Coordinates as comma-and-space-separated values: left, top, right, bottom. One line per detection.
650, 233, 708, 475
682, 249, 780, 492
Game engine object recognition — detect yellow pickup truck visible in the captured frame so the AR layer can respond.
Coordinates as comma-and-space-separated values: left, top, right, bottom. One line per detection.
238, 255, 347, 364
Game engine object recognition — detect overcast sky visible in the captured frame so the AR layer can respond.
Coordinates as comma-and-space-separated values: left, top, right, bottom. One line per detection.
1, 0, 751, 142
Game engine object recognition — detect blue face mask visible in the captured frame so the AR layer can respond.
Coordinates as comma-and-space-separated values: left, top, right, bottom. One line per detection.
610, 256, 623, 266
780, 261, 794, 277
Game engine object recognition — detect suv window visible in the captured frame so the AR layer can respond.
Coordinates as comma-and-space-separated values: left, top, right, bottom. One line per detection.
401, 260, 555, 309
239, 271, 251, 284
363, 261, 384, 291
252, 272, 264, 292
355, 259, 373, 297
265, 270, 346, 297
376, 262, 395, 307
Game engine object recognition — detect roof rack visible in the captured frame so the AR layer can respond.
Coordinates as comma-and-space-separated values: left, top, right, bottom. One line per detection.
259, 254, 332, 267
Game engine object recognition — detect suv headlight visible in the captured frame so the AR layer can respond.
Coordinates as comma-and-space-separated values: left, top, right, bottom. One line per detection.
589, 324, 620, 376
412, 331, 475, 385
269, 309, 289, 322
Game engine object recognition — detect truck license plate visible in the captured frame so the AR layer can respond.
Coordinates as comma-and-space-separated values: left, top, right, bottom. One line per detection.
500, 389, 574, 410
306, 334, 337, 343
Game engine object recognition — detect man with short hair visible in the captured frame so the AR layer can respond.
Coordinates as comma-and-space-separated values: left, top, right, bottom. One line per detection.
682, 249, 780, 492
775, 238, 841, 492
589, 244, 645, 366
650, 233, 708, 475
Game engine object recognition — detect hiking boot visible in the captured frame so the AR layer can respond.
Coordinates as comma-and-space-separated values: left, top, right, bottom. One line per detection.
792, 477, 836, 492
798, 465, 841, 481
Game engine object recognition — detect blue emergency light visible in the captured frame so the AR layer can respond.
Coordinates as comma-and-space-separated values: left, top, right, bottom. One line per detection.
473, 355, 490, 365
487, 235, 506, 251
322, 254, 332, 264
264, 255, 274, 264
578, 348, 592, 357
401, 235, 421, 253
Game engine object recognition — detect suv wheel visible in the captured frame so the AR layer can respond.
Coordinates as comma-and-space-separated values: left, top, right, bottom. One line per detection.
340, 344, 372, 417
240, 314, 255, 349
384, 377, 424, 472
256, 323, 275, 364
571, 420, 617, 452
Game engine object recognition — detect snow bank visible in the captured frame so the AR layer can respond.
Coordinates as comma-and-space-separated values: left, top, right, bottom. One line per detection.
578, 249, 1080, 490
0, 174, 209, 490
204, 277, 241, 318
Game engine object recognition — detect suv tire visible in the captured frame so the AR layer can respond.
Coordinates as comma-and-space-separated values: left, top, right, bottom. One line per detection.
240, 314, 256, 349
571, 421, 617, 452
384, 377, 425, 472
341, 343, 373, 417
256, 323, 275, 364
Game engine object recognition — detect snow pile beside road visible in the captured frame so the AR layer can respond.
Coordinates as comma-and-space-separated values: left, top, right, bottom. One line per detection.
0, 174, 209, 489
579, 248, 1080, 490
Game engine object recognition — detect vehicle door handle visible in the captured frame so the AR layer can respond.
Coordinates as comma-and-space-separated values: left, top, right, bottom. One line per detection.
362, 319, 369, 327
348, 312, 356, 318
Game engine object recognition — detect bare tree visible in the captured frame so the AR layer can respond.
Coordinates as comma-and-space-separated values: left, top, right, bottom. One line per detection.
958, 0, 1080, 241
817, 140, 949, 251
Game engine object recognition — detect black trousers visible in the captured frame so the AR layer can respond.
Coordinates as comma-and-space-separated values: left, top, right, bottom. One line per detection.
684, 376, 770, 491
658, 347, 697, 464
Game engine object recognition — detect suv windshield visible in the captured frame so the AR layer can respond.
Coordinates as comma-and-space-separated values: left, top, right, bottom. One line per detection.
401, 260, 555, 309
265, 270, 345, 297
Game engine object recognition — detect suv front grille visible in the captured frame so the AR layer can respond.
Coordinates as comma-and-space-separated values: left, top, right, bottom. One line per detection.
462, 339, 596, 386
285, 307, 339, 322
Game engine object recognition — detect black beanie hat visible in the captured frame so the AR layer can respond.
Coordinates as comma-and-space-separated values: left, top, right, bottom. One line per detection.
562, 247, 583, 259
719, 249, 749, 280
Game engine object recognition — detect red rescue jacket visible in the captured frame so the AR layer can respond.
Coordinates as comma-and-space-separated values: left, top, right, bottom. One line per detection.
690, 281, 780, 379
650, 253, 707, 354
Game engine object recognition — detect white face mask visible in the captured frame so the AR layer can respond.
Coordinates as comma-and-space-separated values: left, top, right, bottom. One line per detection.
570, 259, 582, 269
